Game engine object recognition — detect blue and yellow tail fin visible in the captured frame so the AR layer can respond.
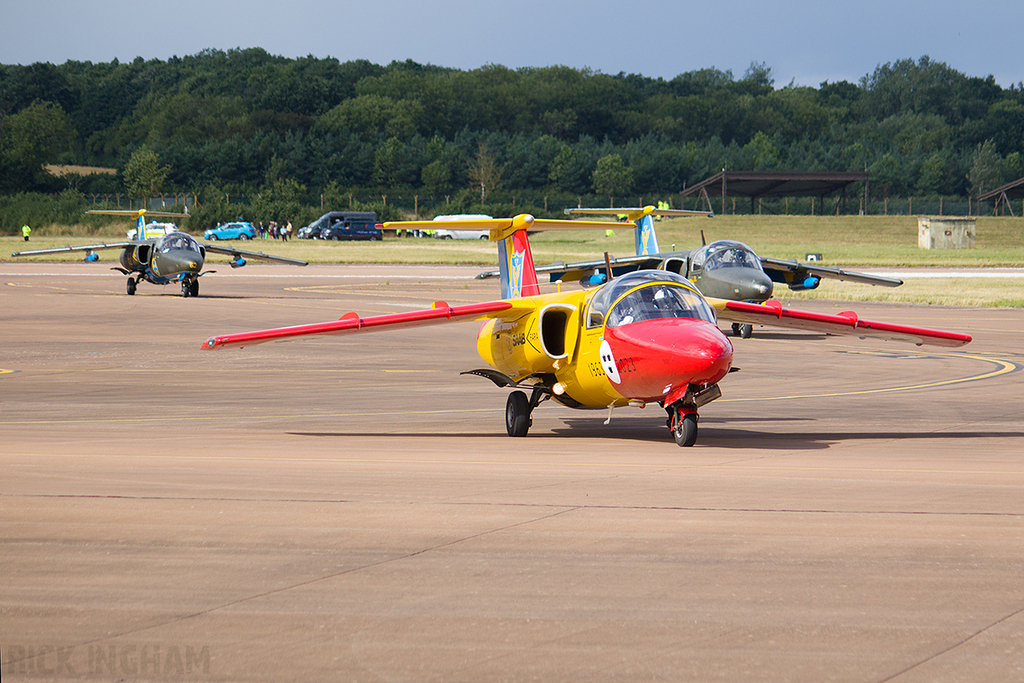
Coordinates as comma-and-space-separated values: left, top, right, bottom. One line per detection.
495, 219, 540, 298
634, 212, 659, 256
384, 214, 616, 300
383, 214, 540, 298
491, 215, 624, 297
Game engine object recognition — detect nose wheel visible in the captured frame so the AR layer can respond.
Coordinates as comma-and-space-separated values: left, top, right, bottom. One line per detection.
181, 278, 199, 298
669, 407, 699, 447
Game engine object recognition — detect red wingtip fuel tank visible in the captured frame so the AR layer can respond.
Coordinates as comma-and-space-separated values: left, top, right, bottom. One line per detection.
602, 318, 733, 402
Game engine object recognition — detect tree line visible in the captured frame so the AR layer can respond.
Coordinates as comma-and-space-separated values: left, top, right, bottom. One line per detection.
1, 49, 1023, 227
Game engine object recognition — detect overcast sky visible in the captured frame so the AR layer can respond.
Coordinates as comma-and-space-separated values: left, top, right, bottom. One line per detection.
2, 0, 1021, 88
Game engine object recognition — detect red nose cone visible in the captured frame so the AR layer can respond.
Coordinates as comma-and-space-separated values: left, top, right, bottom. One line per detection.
603, 319, 733, 402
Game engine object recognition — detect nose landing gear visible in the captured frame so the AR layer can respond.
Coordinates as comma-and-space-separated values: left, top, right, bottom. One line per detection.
669, 407, 699, 447
664, 383, 720, 447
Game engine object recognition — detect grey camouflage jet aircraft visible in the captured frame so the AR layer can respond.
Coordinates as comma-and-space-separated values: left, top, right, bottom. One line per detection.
477, 206, 902, 337
12, 209, 307, 297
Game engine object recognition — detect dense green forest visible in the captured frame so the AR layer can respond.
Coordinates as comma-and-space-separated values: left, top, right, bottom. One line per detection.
1, 49, 1023, 229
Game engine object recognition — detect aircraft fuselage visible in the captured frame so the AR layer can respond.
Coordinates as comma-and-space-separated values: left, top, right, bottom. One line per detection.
112, 232, 207, 297
476, 271, 733, 411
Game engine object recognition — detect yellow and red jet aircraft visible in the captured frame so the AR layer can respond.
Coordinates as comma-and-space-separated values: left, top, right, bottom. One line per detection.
202, 214, 971, 447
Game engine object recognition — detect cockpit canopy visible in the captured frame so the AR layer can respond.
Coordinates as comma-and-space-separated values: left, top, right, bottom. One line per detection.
586, 271, 716, 328
159, 232, 201, 254
692, 240, 763, 272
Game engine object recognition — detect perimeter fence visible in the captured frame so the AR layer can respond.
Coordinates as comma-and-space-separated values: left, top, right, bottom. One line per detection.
3, 189, 1018, 235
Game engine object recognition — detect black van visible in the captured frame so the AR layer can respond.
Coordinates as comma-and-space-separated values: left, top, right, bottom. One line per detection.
298, 211, 381, 240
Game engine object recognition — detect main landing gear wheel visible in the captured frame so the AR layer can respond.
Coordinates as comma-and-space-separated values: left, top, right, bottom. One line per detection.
671, 409, 698, 447
506, 390, 532, 437
126, 278, 137, 295
732, 322, 753, 339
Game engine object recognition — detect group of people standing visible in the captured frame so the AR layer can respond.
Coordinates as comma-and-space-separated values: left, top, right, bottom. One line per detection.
257, 221, 291, 241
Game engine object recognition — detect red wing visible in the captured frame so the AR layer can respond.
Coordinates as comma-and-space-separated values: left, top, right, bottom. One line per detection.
717, 300, 971, 348
202, 300, 516, 350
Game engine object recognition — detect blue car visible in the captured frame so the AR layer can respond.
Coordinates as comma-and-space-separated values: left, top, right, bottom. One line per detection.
204, 222, 256, 241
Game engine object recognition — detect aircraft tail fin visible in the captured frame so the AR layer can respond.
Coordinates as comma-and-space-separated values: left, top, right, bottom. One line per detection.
496, 219, 540, 298
491, 214, 627, 297
381, 214, 540, 298
634, 213, 660, 256
384, 214, 619, 300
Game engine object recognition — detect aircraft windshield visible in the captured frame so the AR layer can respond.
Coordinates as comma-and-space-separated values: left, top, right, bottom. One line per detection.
587, 271, 715, 328
694, 240, 763, 271
160, 233, 201, 254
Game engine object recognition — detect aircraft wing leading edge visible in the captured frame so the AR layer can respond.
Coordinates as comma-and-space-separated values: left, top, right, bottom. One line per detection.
13, 240, 309, 267
201, 243, 309, 266
715, 299, 972, 348
760, 257, 904, 288
204, 294, 970, 353
12, 241, 139, 257
203, 300, 519, 351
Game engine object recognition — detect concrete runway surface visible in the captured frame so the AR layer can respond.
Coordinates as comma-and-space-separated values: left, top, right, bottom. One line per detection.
2, 263, 1023, 681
